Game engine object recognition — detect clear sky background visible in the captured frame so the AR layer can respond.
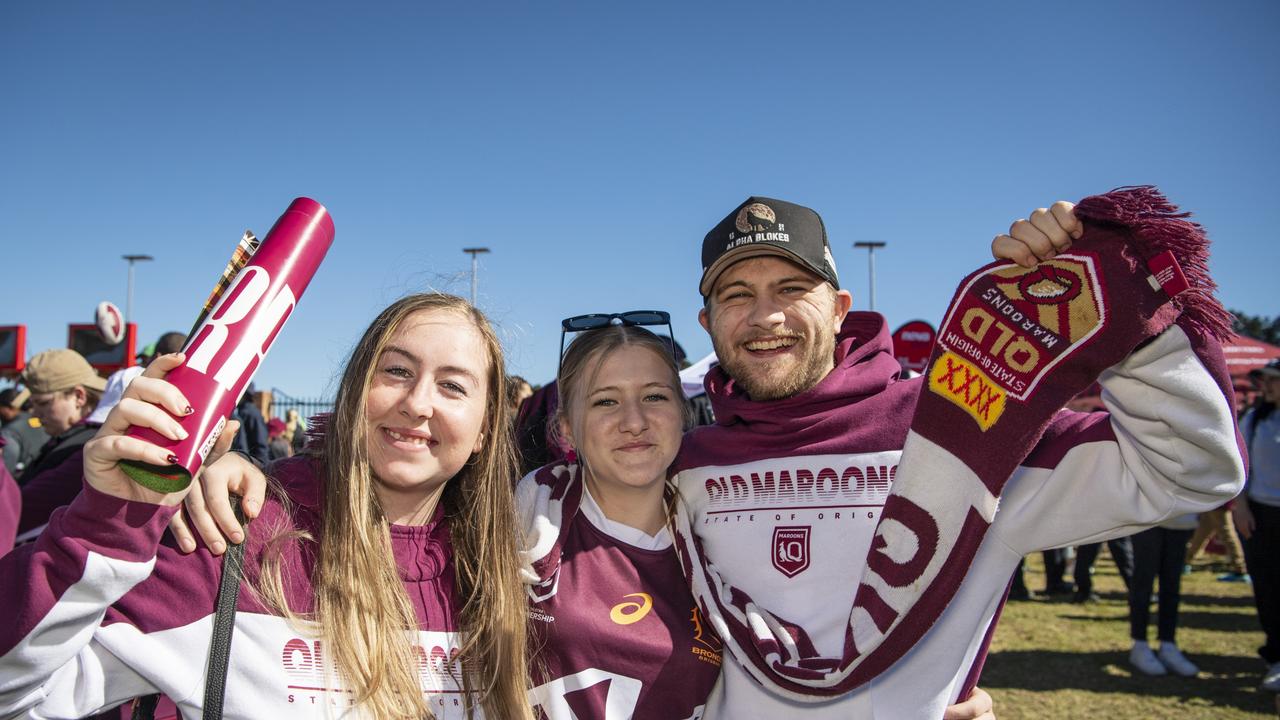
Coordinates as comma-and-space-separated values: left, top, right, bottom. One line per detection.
3, 1, 1276, 401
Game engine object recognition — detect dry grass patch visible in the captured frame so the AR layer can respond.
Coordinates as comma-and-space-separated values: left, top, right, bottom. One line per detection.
983, 551, 1275, 719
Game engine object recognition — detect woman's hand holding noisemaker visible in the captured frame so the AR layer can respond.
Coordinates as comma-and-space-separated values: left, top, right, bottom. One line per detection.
85, 353, 234, 507
167, 448, 267, 554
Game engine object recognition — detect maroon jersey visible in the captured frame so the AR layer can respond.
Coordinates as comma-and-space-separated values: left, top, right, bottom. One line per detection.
518, 462, 721, 720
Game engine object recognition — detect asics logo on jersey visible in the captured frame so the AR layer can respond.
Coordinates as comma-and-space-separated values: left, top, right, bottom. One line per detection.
610, 593, 654, 625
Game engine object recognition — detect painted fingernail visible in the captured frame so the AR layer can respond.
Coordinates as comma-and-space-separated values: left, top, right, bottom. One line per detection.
184, 406, 194, 415
167, 454, 180, 464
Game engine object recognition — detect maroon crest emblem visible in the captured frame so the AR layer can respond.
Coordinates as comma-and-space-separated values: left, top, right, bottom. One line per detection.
772, 526, 811, 578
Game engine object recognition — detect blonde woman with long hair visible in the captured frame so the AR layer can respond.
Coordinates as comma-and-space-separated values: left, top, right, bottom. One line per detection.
0, 293, 531, 719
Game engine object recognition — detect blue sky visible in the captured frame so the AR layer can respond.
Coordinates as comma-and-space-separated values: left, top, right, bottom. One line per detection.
3, 1, 1276, 400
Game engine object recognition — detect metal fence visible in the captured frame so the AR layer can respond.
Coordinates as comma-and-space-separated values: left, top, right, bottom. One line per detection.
268, 388, 333, 423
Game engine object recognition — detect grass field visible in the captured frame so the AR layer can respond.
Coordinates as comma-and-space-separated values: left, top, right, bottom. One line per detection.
985, 550, 1275, 719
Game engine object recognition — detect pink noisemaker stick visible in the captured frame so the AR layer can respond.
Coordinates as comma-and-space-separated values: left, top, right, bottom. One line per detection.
120, 198, 334, 493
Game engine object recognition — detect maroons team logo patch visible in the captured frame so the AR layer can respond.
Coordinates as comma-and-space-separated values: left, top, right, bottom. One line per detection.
772, 526, 811, 578
932, 255, 1106, 430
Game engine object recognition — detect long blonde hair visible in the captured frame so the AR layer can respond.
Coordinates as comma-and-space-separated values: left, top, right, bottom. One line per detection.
261, 293, 530, 719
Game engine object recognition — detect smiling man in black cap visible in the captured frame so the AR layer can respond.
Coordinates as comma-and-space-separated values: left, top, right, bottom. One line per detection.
667, 193, 1244, 717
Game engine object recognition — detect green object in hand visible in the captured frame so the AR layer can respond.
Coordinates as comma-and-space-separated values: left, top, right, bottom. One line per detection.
120, 460, 192, 494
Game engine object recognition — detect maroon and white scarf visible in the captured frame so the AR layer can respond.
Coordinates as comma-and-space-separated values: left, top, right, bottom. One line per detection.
671, 186, 1232, 697
516, 461, 585, 600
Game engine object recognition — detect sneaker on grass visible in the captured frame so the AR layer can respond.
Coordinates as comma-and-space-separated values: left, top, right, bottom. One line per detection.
1261, 662, 1280, 693
1157, 643, 1199, 677
1129, 643, 1167, 676
1216, 572, 1251, 583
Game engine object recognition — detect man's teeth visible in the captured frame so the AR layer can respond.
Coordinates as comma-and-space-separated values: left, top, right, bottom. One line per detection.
746, 337, 798, 351
387, 429, 430, 446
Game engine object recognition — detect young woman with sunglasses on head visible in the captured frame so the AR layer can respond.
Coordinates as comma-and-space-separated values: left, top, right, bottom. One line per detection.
519, 319, 721, 720
0, 294, 532, 719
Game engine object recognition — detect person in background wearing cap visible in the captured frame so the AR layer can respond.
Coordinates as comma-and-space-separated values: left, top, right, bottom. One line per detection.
14, 356, 142, 542
1236, 358, 1280, 693
17, 349, 105, 488
136, 331, 187, 368
663, 196, 1242, 717
0, 387, 48, 478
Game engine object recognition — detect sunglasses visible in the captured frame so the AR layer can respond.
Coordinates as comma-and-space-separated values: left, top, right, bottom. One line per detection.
558, 310, 674, 378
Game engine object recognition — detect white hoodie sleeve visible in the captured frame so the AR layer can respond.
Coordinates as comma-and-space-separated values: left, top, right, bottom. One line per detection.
990, 323, 1245, 555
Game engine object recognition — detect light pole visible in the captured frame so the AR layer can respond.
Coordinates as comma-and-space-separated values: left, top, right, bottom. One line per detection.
461, 247, 491, 305
853, 241, 886, 311
121, 254, 154, 323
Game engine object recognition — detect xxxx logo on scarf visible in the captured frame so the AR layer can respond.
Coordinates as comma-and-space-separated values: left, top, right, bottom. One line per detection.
929, 353, 1006, 430
772, 526, 811, 577
932, 255, 1106, 429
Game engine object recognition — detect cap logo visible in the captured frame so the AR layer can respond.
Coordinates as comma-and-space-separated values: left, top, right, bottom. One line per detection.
735, 203, 777, 234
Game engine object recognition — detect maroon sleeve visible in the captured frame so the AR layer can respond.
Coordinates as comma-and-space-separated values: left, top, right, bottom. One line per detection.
18, 448, 88, 535
0, 458, 18, 556
0, 484, 178, 655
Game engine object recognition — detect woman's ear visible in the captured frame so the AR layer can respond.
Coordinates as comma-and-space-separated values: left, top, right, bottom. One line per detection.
472, 431, 485, 455
557, 415, 575, 450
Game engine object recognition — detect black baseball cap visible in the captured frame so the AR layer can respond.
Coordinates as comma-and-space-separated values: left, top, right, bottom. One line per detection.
1250, 358, 1280, 380
699, 196, 839, 298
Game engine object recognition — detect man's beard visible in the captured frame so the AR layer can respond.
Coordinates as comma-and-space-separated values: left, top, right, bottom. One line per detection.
712, 330, 836, 402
